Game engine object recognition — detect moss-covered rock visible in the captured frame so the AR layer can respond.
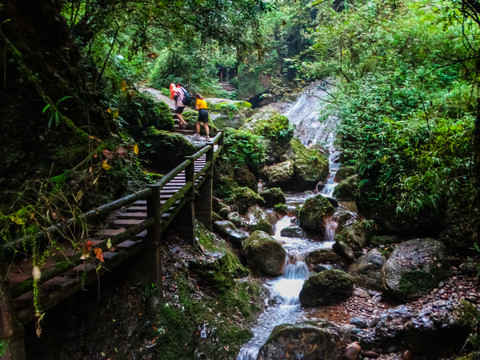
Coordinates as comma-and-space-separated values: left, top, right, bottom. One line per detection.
231, 186, 265, 214
140, 129, 196, 172
298, 194, 335, 235
335, 165, 356, 182
333, 220, 371, 260
121, 93, 174, 139
259, 187, 286, 208
243, 230, 286, 275
290, 138, 329, 191
261, 160, 295, 188
332, 175, 358, 200
381, 238, 451, 301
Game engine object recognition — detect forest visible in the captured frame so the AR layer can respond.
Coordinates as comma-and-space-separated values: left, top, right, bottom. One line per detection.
1, 0, 480, 359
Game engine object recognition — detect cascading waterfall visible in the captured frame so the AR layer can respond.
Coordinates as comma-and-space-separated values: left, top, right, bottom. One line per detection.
237, 80, 342, 360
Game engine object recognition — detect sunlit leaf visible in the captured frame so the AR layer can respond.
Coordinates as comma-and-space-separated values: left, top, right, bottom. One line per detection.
134, 143, 139, 154
75, 189, 84, 202
121, 80, 127, 92
102, 159, 112, 170
10, 216, 25, 225
106, 238, 112, 249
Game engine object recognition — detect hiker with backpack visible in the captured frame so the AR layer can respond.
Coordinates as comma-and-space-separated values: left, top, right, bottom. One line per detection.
193, 94, 210, 140
172, 83, 191, 129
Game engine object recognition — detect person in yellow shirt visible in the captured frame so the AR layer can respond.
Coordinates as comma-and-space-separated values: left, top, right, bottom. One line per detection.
194, 94, 210, 140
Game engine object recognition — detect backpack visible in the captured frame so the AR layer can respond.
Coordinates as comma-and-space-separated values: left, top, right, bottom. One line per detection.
180, 87, 193, 106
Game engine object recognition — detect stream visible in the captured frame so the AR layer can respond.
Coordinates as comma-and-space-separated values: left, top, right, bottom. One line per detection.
236, 80, 349, 360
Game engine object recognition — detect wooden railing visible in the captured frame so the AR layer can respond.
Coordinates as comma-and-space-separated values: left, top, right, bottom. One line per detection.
0, 132, 223, 360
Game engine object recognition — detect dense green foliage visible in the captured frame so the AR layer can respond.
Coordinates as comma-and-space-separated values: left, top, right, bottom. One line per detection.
309, 0, 477, 235
222, 128, 266, 171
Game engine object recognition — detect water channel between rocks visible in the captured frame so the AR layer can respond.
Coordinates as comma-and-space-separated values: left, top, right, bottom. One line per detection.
237, 80, 355, 360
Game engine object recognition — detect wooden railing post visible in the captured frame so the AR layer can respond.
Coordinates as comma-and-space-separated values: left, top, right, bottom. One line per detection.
195, 144, 214, 231
146, 184, 163, 308
173, 158, 196, 246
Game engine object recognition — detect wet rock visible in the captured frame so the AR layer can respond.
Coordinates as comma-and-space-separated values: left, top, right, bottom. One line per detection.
381, 238, 451, 301
348, 249, 386, 291
299, 269, 354, 307
257, 321, 344, 360
243, 230, 286, 275
280, 225, 305, 238
298, 194, 335, 236
350, 317, 370, 329
227, 211, 246, 227
345, 341, 362, 360
245, 205, 276, 235
333, 209, 359, 232
305, 249, 343, 268
213, 220, 249, 248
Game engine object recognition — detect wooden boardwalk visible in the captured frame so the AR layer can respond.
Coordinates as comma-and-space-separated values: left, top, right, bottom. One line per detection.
0, 132, 223, 360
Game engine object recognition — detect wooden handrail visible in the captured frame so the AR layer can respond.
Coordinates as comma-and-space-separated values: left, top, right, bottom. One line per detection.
2, 131, 224, 299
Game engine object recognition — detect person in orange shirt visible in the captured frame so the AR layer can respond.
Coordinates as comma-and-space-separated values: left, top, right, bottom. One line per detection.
194, 94, 210, 139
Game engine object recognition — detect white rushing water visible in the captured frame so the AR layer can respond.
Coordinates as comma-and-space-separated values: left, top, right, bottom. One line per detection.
237, 80, 341, 360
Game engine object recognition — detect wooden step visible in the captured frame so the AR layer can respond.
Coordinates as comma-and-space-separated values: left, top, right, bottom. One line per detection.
110, 219, 144, 228
116, 212, 147, 219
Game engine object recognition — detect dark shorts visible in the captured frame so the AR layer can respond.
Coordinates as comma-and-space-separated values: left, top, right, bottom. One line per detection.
175, 106, 185, 114
198, 108, 209, 123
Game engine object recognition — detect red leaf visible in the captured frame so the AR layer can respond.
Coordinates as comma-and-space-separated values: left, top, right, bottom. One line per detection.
94, 248, 104, 262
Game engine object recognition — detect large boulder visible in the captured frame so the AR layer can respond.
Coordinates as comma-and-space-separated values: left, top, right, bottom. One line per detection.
357, 300, 471, 356
261, 160, 295, 188
348, 249, 386, 291
241, 109, 293, 164
381, 238, 450, 300
257, 321, 344, 360
299, 269, 354, 307
243, 230, 286, 275
332, 175, 358, 200
298, 194, 335, 236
